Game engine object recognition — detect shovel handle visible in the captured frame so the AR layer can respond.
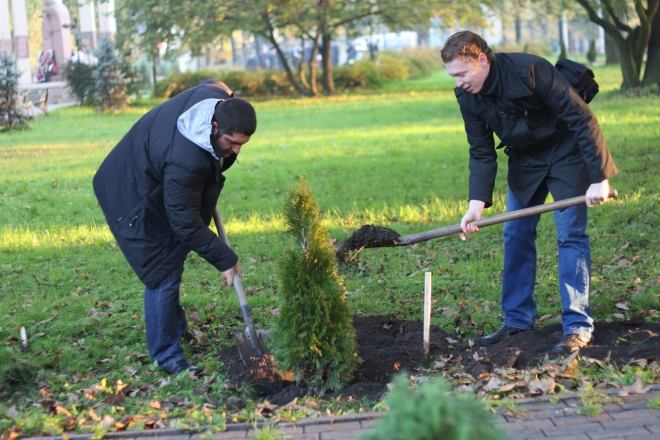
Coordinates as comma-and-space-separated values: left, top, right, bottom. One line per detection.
212, 207, 262, 354
397, 189, 617, 246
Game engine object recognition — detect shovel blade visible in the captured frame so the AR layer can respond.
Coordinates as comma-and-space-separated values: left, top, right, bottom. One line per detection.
233, 328, 269, 366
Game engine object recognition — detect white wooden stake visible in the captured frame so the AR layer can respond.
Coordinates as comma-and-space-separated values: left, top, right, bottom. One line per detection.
423, 272, 432, 357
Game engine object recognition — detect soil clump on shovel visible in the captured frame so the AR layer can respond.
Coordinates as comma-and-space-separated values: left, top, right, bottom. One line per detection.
336, 225, 401, 260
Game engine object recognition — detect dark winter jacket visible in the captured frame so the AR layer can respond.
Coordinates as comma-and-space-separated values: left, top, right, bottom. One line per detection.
455, 52, 618, 207
93, 82, 238, 288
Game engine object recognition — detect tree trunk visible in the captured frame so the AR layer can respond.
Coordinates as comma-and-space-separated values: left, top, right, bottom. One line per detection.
605, 33, 619, 64
515, 15, 522, 44
308, 37, 320, 97
297, 37, 310, 90
263, 31, 305, 94
558, 17, 567, 59
642, 11, 660, 87
152, 56, 158, 94
615, 39, 642, 88
230, 35, 239, 66
254, 36, 267, 68
321, 33, 335, 95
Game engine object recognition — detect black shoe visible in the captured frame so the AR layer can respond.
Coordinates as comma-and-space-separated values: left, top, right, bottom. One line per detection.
549, 334, 590, 356
186, 364, 204, 377
480, 325, 531, 346
161, 359, 200, 375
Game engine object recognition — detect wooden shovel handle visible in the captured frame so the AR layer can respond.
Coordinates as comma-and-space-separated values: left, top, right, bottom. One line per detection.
396, 189, 617, 246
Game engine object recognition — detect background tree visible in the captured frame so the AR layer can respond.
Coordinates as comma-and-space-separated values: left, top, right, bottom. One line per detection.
0, 53, 31, 131
93, 39, 128, 113
576, 0, 659, 89
642, 10, 660, 86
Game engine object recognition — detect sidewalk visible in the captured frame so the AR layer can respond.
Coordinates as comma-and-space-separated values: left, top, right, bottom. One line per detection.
28, 385, 659, 440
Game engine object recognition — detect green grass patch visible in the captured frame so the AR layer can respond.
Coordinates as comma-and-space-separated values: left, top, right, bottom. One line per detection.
0, 65, 658, 435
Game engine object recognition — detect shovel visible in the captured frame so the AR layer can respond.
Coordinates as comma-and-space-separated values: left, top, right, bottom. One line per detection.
212, 207, 268, 364
338, 190, 617, 255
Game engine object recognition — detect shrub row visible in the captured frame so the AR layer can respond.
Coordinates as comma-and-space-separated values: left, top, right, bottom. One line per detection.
154, 69, 294, 98
155, 47, 443, 97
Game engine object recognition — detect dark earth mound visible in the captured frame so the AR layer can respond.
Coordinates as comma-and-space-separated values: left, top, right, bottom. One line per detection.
336, 225, 401, 259
218, 315, 659, 405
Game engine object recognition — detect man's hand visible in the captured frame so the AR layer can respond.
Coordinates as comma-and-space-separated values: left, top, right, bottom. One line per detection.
585, 180, 610, 207
460, 200, 486, 241
221, 263, 243, 286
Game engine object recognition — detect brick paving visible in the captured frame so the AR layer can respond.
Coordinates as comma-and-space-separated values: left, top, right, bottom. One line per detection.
26, 386, 659, 440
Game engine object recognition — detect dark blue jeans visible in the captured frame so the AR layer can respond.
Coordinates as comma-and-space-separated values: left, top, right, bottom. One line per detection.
502, 189, 593, 339
143, 262, 189, 373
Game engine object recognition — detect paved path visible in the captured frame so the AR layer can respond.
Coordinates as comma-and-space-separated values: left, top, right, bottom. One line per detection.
28, 386, 659, 439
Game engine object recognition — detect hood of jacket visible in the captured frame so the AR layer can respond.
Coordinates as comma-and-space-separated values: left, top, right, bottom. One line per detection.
176, 98, 224, 160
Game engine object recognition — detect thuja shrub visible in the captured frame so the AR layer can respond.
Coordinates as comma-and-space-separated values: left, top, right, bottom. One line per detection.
272, 176, 358, 393
92, 39, 127, 113
0, 52, 31, 131
361, 375, 504, 440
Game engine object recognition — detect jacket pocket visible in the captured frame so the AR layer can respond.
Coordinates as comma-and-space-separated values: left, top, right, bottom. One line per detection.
116, 204, 169, 271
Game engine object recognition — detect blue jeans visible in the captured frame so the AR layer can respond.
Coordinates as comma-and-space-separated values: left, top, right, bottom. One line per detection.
143, 262, 189, 372
502, 188, 593, 338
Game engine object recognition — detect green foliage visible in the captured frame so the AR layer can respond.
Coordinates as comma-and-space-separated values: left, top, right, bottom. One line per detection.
493, 41, 552, 57
64, 61, 95, 105
92, 39, 128, 113
0, 52, 31, 131
154, 69, 294, 98
334, 60, 383, 89
154, 70, 219, 98
375, 53, 410, 81
360, 375, 504, 440
272, 176, 358, 394
397, 47, 443, 79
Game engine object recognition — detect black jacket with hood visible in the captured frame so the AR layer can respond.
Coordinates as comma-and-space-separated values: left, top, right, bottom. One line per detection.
93, 82, 238, 288
455, 52, 617, 207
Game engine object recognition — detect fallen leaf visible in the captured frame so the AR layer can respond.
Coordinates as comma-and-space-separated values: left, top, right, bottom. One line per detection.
115, 379, 128, 394
615, 302, 629, 311
5, 406, 19, 419
528, 378, 556, 396
55, 406, 73, 417
446, 337, 458, 344
619, 374, 650, 396
537, 314, 553, 322
615, 257, 632, 268
256, 401, 277, 418
484, 376, 505, 391
149, 401, 161, 410
614, 313, 626, 320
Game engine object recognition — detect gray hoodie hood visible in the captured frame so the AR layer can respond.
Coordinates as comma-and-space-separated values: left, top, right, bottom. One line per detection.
176, 98, 224, 160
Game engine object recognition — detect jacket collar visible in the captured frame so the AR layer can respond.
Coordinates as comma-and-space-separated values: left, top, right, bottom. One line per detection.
480, 53, 532, 100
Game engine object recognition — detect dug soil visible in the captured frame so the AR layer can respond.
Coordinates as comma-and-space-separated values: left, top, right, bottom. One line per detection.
218, 315, 659, 405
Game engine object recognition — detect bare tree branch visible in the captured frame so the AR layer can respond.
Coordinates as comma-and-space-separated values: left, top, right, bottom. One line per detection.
602, 0, 633, 33
576, 0, 622, 39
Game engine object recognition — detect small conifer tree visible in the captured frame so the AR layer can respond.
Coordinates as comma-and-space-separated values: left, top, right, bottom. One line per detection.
360, 375, 504, 440
93, 39, 127, 113
65, 60, 95, 105
272, 176, 358, 393
0, 52, 31, 131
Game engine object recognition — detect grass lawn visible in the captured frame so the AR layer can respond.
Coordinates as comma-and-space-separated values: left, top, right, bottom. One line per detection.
0, 65, 658, 435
